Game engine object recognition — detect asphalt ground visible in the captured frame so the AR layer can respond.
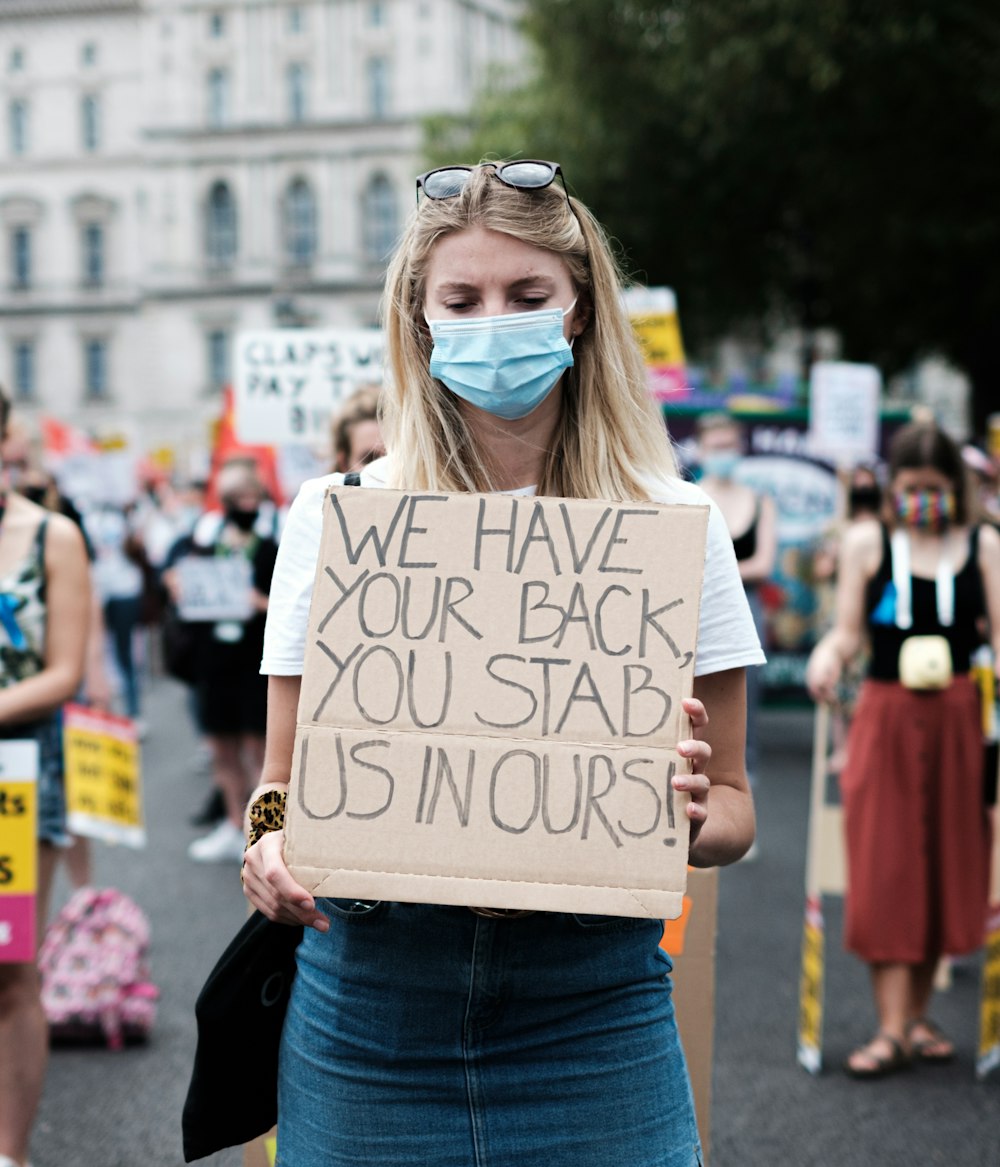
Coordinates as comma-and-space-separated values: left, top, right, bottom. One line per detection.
29, 678, 999, 1166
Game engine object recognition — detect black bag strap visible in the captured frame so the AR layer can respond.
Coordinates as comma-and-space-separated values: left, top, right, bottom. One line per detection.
343, 472, 362, 486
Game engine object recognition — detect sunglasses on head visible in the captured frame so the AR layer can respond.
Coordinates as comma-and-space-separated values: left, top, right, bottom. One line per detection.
415, 160, 572, 211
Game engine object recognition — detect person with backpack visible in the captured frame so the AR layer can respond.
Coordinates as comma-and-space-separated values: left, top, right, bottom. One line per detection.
0, 388, 91, 1167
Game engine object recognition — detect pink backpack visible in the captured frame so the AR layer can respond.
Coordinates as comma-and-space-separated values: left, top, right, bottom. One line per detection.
39, 887, 159, 1049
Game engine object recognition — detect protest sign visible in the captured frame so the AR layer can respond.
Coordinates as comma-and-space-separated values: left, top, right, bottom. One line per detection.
284, 487, 708, 918
622, 286, 687, 401
978, 794, 1000, 1079
0, 740, 40, 963
808, 361, 882, 465
234, 329, 384, 446
176, 556, 254, 623
64, 705, 145, 848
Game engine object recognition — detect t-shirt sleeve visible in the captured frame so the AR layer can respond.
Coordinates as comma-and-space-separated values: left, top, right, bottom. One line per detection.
694, 499, 767, 676
260, 475, 338, 675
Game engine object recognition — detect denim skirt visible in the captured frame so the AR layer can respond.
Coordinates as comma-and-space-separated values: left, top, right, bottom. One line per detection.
276, 901, 702, 1167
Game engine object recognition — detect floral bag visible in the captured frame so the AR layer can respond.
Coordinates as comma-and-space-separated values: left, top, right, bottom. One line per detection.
38, 887, 159, 1049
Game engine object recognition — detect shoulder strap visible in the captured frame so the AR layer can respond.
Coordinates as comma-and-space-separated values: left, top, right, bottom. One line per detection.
343, 472, 362, 486
890, 527, 954, 629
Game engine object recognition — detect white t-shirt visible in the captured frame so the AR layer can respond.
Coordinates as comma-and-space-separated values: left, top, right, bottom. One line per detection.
261, 456, 765, 678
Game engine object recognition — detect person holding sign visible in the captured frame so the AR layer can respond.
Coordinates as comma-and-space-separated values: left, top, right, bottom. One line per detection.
242, 161, 763, 1166
0, 388, 90, 1167
807, 420, 1000, 1078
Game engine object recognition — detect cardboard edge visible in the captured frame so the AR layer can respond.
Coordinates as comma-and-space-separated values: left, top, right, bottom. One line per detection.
289, 865, 684, 920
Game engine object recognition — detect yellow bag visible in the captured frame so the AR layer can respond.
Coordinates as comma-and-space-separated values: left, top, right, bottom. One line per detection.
898, 635, 953, 690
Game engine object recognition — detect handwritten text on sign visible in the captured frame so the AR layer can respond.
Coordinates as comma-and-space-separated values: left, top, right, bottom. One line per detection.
176, 556, 253, 623
64, 705, 145, 849
286, 489, 709, 918
234, 329, 384, 445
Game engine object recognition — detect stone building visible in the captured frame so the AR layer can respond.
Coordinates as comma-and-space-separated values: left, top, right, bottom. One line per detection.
0, 0, 521, 462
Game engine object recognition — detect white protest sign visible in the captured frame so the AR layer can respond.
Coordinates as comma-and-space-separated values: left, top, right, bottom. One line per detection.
285, 488, 709, 919
176, 556, 254, 622
808, 361, 882, 464
234, 329, 384, 445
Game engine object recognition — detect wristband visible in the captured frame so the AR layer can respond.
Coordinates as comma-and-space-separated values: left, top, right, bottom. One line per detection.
241, 789, 287, 882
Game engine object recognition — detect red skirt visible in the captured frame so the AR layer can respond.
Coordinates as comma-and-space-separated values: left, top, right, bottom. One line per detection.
840, 676, 991, 963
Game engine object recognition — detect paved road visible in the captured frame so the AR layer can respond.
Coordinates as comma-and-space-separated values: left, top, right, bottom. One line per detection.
30, 679, 999, 1166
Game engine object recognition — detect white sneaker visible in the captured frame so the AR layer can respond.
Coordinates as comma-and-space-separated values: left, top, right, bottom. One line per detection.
188, 818, 246, 863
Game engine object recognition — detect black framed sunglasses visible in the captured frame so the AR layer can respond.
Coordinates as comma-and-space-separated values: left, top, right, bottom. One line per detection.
415, 160, 572, 211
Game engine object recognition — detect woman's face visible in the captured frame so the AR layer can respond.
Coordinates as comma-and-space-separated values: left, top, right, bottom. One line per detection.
424, 226, 580, 340
891, 466, 953, 496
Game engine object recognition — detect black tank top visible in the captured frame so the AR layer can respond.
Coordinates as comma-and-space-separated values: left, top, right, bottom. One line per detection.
865, 524, 986, 680
731, 500, 759, 562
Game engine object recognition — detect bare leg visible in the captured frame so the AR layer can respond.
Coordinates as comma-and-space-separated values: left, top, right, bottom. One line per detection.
208, 735, 251, 827
907, 958, 954, 1058
845, 962, 914, 1073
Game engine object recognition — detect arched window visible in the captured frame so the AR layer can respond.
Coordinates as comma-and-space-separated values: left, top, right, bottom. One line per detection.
284, 178, 316, 267
362, 174, 397, 264
205, 181, 237, 270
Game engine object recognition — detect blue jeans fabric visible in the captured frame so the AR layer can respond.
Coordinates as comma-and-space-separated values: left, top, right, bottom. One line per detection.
277, 902, 702, 1167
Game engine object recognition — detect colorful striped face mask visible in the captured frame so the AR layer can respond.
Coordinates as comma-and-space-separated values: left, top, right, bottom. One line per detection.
892, 488, 956, 532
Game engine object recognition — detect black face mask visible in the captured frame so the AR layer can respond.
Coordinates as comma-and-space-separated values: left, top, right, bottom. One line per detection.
225, 506, 259, 532
848, 486, 881, 516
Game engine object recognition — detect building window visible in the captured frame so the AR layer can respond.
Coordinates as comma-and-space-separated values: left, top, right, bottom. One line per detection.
288, 6, 304, 33
81, 42, 98, 67
12, 340, 35, 402
284, 178, 317, 267
207, 329, 230, 391
366, 57, 389, 120
8, 48, 24, 72
11, 227, 31, 290
368, 2, 386, 27
362, 173, 397, 263
83, 338, 109, 401
82, 94, 100, 152
207, 68, 229, 128
209, 12, 225, 37
82, 223, 104, 288
205, 181, 237, 270
287, 63, 308, 123
9, 99, 27, 155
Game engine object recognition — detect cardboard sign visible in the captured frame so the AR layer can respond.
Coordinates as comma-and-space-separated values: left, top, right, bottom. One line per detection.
64, 705, 145, 848
234, 329, 384, 445
284, 487, 708, 918
176, 556, 254, 623
808, 361, 882, 464
0, 739, 40, 963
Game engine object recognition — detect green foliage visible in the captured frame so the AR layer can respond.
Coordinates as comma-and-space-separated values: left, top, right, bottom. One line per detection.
424, 0, 1000, 419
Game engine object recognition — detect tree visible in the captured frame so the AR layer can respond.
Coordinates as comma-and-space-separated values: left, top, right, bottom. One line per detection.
426, 1, 1000, 430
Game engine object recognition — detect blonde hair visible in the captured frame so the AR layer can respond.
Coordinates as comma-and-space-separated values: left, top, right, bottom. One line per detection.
380, 164, 677, 501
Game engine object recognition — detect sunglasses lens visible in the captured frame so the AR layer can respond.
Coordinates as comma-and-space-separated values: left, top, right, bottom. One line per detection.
421, 168, 472, 199
498, 162, 555, 189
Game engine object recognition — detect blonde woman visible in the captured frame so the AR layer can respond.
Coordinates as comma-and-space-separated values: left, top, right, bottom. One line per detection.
241, 162, 763, 1167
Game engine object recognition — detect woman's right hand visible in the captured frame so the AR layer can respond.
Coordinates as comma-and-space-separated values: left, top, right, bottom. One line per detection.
805, 640, 843, 705
241, 829, 330, 932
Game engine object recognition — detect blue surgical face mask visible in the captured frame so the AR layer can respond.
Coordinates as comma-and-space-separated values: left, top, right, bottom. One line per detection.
426, 302, 576, 421
701, 450, 741, 481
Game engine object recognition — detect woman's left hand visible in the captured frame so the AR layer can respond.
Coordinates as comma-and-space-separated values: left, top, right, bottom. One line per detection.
673, 696, 712, 847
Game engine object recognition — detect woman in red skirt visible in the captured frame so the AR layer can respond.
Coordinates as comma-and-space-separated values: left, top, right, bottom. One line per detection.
807, 420, 1000, 1077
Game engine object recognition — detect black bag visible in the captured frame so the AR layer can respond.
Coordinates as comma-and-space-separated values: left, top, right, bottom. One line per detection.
182, 911, 303, 1162
161, 606, 198, 686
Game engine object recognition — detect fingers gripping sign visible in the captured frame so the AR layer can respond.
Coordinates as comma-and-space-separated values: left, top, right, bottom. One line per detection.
243, 829, 329, 932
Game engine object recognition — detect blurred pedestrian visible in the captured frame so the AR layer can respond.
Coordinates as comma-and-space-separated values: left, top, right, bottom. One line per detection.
330, 385, 385, 474
166, 461, 277, 862
696, 412, 776, 796
806, 419, 1000, 1077
0, 388, 91, 1167
242, 159, 762, 1167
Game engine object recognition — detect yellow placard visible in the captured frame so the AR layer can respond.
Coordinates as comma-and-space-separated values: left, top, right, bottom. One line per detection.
630, 313, 685, 369
0, 780, 37, 894
978, 918, 1000, 1078
797, 899, 824, 1073
64, 706, 145, 847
